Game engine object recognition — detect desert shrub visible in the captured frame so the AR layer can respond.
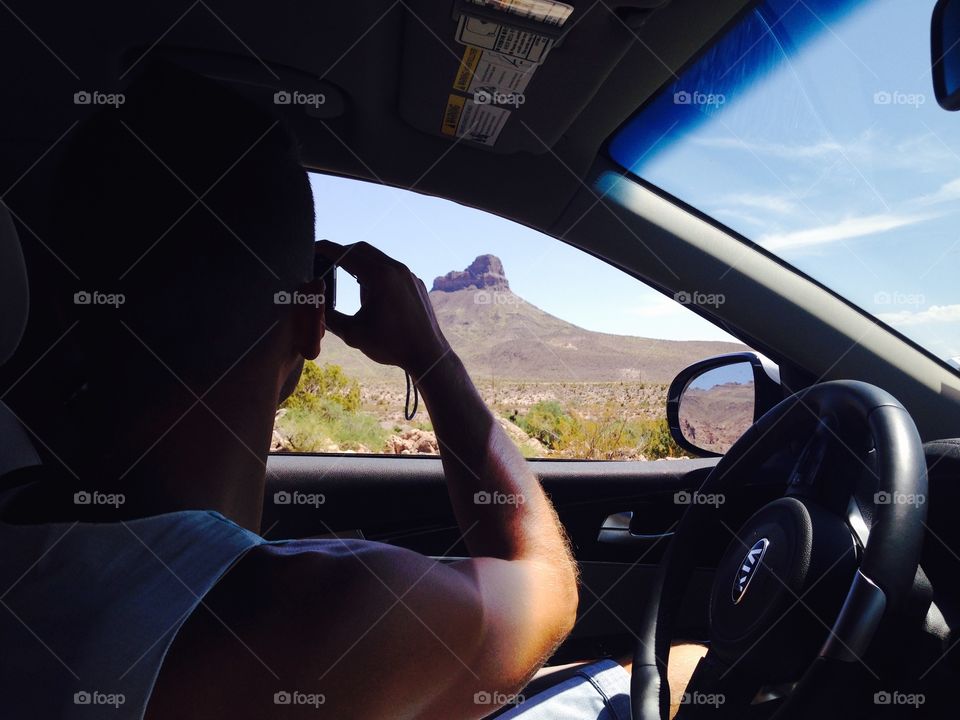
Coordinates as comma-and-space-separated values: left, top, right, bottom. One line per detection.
513, 400, 685, 460
277, 400, 387, 452
513, 400, 573, 449
277, 363, 383, 451
281, 362, 361, 413
633, 417, 685, 460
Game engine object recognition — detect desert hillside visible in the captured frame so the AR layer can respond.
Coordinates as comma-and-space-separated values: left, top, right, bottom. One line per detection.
678, 382, 755, 454
319, 254, 744, 384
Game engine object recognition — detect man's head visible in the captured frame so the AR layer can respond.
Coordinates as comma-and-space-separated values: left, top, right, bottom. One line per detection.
53, 62, 319, 397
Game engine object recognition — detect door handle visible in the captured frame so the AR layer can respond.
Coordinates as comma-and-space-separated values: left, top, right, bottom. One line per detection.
597, 511, 675, 545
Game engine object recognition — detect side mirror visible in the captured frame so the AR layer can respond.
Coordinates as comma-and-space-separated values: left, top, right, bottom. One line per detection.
666, 352, 781, 457
932, 0, 960, 110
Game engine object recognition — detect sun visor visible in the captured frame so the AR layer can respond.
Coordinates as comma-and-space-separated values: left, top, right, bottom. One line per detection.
399, 0, 671, 153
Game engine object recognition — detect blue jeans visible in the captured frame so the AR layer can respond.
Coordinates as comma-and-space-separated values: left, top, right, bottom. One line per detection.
496, 660, 631, 720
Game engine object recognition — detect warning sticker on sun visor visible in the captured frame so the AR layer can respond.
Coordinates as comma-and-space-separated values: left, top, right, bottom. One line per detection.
456, 15, 554, 63
441, 94, 511, 146
453, 45, 537, 96
465, 0, 573, 26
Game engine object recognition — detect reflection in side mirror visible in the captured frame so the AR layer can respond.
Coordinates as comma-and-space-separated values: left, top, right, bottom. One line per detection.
932, 0, 960, 110
677, 362, 755, 456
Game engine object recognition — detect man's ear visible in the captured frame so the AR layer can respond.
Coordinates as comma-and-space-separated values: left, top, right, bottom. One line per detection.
291, 276, 325, 360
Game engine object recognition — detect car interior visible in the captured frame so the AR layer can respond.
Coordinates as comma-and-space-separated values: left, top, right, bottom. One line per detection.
2, 0, 960, 717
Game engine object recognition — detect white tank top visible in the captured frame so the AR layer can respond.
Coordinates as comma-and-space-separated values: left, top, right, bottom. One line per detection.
0, 499, 268, 718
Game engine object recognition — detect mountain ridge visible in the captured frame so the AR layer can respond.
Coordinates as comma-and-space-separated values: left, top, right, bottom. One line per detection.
319, 255, 745, 384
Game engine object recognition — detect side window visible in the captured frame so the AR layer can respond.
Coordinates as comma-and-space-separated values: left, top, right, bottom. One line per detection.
271, 174, 748, 459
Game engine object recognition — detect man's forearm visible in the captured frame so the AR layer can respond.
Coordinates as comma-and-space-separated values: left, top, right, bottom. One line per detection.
415, 352, 570, 564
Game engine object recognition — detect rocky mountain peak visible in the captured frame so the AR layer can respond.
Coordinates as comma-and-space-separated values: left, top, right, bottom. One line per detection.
431, 254, 510, 293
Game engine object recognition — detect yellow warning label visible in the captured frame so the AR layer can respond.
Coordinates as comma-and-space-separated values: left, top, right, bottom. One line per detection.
441, 94, 466, 136
453, 45, 483, 93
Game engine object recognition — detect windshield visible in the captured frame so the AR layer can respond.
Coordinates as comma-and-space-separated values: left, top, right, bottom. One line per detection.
609, 0, 960, 368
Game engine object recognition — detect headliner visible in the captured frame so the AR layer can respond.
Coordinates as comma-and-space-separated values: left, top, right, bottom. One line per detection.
0, 0, 754, 231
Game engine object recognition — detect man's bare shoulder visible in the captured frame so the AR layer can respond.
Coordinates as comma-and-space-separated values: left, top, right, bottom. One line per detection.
148, 538, 484, 719
234, 536, 403, 593
229, 537, 477, 613
209, 537, 480, 652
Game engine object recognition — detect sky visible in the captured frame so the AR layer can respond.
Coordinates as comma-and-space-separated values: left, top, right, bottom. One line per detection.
688, 360, 754, 390
611, 0, 960, 363
310, 0, 960, 364
309, 174, 739, 342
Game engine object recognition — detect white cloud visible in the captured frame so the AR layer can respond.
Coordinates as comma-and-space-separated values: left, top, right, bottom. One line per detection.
695, 129, 953, 176
758, 212, 934, 252
710, 208, 770, 228
718, 192, 798, 214
694, 136, 842, 160
914, 177, 960, 206
877, 304, 960, 327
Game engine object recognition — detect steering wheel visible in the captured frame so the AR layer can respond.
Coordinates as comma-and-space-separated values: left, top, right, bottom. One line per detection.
632, 380, 927, 719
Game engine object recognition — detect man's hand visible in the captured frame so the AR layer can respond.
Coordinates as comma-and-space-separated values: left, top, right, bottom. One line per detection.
316, 240, 450, 379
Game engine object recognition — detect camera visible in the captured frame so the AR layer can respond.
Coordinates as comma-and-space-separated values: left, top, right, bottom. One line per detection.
313, 241, 337, 311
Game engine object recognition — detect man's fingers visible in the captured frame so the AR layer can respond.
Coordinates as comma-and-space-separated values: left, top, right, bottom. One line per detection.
315, 238, 346, 262
323, 308, 362, 347
316, 239, 394, 281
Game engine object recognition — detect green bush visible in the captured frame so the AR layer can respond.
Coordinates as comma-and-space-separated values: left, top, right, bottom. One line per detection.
512, 400, 569, 448
278, 402, 387, 452
633, 418, 684, 460
512, 400, 685, 460
277, 363, 384, 451
281, 362, 361, 413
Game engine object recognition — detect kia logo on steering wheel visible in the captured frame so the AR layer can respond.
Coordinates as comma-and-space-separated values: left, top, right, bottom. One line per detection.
732, 538, 769, 604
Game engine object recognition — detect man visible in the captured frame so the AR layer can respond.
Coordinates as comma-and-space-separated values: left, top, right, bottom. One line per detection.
0, 63, 600, 720
0, 64, 698, 719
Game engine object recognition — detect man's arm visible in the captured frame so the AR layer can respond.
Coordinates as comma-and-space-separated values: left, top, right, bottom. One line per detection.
417, 350, 575, 566
309, 241, 579, 715
416, 351, 579, 714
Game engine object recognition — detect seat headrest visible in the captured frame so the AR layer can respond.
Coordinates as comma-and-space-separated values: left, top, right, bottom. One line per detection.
0, 201, 29, 366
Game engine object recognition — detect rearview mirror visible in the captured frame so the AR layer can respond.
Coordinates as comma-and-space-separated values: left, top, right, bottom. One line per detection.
932, 0, 960, 110
666, 352, 781, 457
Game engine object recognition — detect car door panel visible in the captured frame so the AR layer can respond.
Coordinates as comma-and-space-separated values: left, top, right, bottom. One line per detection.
263, 454, 778, 661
